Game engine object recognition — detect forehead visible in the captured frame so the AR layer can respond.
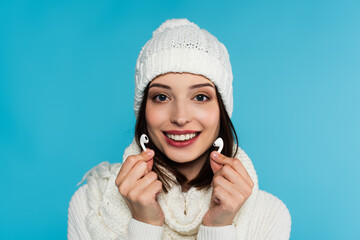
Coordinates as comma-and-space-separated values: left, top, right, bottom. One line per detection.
150, 72, 215, 88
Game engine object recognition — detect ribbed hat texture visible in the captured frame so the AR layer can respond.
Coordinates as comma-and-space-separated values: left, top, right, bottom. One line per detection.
134, 18, 233, 117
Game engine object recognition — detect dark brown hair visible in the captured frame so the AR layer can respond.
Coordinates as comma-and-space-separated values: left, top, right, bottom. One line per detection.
135, 81, 238, 193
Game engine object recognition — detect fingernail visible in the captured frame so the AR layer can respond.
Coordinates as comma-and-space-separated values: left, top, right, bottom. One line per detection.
147, 150, 154, 156
211, 151, 219, 159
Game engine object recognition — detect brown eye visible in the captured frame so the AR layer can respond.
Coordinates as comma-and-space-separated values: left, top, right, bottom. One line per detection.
194, 94, 209, 102
153, 94, 169, 102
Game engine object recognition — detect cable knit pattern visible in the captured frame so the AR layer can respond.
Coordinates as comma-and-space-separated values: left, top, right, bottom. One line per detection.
68, 185, 91, 239
247, 191, 291, 240
68, 140, 291, 239
134, 19, 233, 117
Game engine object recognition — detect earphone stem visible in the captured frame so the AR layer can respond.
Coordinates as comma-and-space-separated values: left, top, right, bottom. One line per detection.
141, 142, 146, 152
214, 137, 223, 153
217, 144, 223, 153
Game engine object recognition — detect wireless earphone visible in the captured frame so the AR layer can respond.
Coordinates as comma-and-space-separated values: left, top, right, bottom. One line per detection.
213, 137, 224, 153
140, 134, 149, 152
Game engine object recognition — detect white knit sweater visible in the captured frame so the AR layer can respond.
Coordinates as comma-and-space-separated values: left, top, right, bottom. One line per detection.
67, 140, 291, 239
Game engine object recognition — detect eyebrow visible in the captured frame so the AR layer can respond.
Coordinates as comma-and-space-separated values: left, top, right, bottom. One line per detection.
189, 83, 215, 89
149, 83, 171, 89
149, 83, 215, 90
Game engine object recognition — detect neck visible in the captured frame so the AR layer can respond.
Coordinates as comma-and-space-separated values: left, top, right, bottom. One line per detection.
172, 150, 210, 192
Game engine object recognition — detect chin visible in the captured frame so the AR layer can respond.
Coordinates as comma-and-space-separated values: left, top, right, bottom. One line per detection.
163, 150, 196, 163
164, 144, 210, 164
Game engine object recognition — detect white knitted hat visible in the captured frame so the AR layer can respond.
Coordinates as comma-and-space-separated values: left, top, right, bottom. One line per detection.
134, 18, 233, 117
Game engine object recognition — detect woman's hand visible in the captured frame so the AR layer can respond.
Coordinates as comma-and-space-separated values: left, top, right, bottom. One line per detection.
202, 151, 254, 227
115, 149, 164, 226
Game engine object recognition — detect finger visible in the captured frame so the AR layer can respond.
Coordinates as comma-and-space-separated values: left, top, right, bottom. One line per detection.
145, 179, 163, 199
116, 149, 154, 186
211, 185, 232, 207
213, 166, 240, 187
121, 160, 150, 189
210, 151, 253, 187
212, 174, 250, 200
131, 180, 163, 205
145, 148, 154, 172
215, 164, 249, 188
131, 171, 158, 193
209, 157, 223, 174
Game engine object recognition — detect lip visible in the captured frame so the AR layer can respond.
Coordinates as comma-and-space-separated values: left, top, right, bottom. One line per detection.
163, 131, 201, 148
163, 130, 199, 134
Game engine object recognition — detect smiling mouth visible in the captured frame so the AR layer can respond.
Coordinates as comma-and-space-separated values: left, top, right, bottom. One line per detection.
162, 130, 201, 142
162, 131, 201, 148
164, 132, 200, 142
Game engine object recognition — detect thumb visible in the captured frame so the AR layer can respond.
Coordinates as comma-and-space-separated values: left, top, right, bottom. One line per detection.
147, 158, 154, 172
145, 148, 154, 171
210, 151, 223, 174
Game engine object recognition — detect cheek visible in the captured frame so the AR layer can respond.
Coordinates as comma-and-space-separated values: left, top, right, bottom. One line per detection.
145, 103, 157, 129
145, 102, 168, 130
196, 104, 220, 129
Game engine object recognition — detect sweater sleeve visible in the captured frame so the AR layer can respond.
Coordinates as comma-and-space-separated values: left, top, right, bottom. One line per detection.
68, 184, 164, 240
197, 224, 236, 240
248, 190, 291, 240
128, 218, 163, 240
67, 184, 91, 240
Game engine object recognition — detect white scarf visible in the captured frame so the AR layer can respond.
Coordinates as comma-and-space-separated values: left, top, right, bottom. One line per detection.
82, 139, 259, 239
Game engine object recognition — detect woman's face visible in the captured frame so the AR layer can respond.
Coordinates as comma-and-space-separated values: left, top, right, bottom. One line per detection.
145, 72, 220, 164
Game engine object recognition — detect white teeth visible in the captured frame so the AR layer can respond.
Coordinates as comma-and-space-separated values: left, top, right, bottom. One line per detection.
166, 133, 197, 142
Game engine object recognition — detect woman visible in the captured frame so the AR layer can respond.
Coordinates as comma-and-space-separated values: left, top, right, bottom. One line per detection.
68, 19, 291, 240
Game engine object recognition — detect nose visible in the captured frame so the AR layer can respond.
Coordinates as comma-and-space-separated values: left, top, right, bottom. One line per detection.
170, 100, 191, 126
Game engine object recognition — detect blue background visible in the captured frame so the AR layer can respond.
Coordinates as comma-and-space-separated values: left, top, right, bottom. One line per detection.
1, 0, 359, 239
